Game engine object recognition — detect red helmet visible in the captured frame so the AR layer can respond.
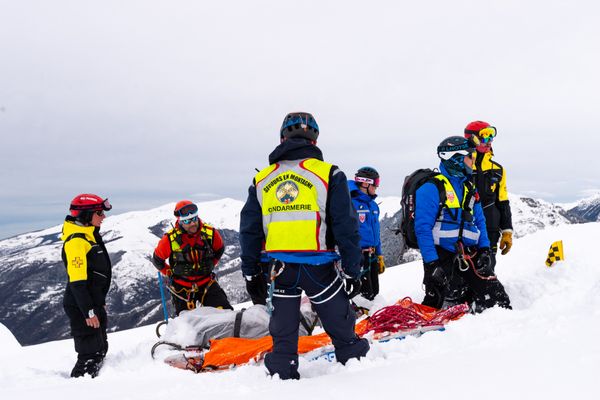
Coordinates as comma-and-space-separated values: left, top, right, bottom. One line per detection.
174, 200, 198, 218
464, 120, 491, 138
69, 193, 112, 217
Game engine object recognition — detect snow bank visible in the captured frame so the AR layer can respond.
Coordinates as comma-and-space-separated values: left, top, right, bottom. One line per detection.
1, 222, 598, 400
0, 322, 21, 354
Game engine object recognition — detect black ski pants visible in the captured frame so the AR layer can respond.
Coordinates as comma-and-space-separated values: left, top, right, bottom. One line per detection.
360, 251, 379, 300
264, 262, 369, 379
446, 228, 503, 301
423, 246, 511, 312
64, 304, 108, 361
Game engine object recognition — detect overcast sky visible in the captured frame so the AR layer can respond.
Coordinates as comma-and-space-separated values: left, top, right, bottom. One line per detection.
1, 0, 599, 239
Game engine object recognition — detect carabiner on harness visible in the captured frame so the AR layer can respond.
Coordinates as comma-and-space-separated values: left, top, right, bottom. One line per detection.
266, 260, 286, 316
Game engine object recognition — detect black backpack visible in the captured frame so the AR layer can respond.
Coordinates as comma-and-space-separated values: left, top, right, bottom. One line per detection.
398, 169, 446, 249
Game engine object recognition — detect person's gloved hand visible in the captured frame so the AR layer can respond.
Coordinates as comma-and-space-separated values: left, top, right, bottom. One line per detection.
499, 230, 513, 255
343, 274, 362, 299
476, 247, 495, 275
245, 273, 268, 305
377, 255, 386, 274
424, 260, 447, 286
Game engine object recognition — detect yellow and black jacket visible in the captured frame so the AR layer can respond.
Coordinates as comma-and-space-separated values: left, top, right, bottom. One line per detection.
472, 151, 513, 233
61, 216, 112, 317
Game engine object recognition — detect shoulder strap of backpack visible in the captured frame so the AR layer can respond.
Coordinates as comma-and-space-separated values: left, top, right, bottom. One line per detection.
64, 232, 94, 245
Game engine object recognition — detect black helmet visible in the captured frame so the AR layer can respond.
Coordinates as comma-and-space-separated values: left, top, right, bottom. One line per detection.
437, 136, 476, 160
280, 112, 319, 141
437, 136, 476, 177
355, 166, 380, 186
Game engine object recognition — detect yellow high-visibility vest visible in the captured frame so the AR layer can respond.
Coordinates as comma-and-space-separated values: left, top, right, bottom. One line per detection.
255, 158, 333, 252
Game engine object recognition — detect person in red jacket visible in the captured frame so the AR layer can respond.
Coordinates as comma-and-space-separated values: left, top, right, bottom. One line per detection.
152, 200, 232, 315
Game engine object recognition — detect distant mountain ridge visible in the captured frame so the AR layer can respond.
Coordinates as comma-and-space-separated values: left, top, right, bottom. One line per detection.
1, 194, 598, 345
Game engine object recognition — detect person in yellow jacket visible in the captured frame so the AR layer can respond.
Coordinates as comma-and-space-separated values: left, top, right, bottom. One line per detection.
464, 121, 514, 259
61, 194, 112, 378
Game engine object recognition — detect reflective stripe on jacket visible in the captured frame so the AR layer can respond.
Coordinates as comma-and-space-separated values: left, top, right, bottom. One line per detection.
167, 224, 215, 277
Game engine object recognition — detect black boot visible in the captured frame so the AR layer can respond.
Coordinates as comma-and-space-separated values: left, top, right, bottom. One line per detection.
70, 354, 104, 378
70, 358, 87, 378
84, 356, 104, 378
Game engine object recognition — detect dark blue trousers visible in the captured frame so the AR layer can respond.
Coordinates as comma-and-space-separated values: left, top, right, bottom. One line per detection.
264, 262, 369, 379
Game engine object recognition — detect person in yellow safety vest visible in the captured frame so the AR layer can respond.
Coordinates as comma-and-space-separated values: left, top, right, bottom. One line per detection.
443, 121, 515, 307
415, 137, 511, 312
61, 193, 113, 378
240, 112, 369, 380
152, 201, 232, 315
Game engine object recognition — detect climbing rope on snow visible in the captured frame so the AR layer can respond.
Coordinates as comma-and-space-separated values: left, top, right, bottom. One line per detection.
366, 297, 469, 333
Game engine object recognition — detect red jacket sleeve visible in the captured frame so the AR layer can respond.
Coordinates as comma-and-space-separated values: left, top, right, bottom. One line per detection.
211, 229, 225, 265
154, 235, 172, 264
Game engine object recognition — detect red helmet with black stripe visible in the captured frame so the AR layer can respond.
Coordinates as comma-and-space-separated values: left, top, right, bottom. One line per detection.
69, 193, 112, 217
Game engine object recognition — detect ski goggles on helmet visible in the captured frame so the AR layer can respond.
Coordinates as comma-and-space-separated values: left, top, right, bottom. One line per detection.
180, 215, 198, 225
477, 126, 497, 143
355, 176, 380, 187
70, 198, 112, 212
438, 149, 473, 161
175, 203, 198, 219
280, 114, 320, 134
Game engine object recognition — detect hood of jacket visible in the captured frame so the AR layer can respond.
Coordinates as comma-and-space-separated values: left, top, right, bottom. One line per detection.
268, 138, 324, 165
60, 216, 97, 243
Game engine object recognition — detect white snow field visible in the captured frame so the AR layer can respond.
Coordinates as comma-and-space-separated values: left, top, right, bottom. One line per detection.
1, 222, 598, 400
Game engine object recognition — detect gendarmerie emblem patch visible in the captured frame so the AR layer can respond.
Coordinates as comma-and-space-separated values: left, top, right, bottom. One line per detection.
276, 181, 299, 204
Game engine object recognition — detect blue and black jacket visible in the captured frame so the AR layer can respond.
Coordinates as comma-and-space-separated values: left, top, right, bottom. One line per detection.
415, 163, 490, 263
347, 180, 381, 255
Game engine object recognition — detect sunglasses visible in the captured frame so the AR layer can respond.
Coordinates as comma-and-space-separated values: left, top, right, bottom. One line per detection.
95, 210, 105, 217
181, 216, 198, 225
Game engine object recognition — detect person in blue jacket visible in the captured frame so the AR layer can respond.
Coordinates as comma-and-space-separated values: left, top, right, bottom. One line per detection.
240, 112, 369, 380
348, 167, 385, 300
415, 136, 511, 312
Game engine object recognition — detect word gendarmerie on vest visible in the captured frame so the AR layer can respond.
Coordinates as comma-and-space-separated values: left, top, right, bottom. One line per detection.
264, 173, 315, 213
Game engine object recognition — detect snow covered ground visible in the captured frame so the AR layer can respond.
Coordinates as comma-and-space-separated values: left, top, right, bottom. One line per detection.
1, 222, 598, 400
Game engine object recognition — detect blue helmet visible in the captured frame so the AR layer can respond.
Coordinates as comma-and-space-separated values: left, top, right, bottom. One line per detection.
437, 136, 476, 177
280, 112, 319, 141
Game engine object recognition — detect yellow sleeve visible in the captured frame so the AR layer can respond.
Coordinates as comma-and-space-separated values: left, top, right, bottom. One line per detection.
498, 167, 509, 202
64, 238, 91, 282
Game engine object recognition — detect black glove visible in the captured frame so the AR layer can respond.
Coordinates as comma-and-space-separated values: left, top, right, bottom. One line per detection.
343, 275, 362, 299
245, 273, 268, 305
476, 247, 495, 276
424, 260, 447, 286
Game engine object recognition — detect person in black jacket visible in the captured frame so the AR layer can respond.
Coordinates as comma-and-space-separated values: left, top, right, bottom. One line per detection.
61, 194, 112, 378
240, 112, 369, 380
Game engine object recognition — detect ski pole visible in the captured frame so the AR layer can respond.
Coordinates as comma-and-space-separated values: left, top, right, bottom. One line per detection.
157, 271, 169, 323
